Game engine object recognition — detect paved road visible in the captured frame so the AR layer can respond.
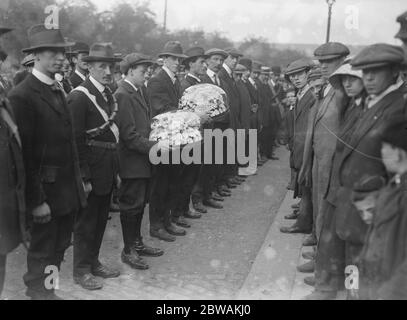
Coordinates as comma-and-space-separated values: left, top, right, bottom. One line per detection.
2, 147, 290, 300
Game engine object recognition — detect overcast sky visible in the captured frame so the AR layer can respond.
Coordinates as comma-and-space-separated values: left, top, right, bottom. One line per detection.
92, 0, 406, 45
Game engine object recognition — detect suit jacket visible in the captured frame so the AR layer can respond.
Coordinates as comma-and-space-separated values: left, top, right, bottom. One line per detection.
236, 79, 252, 131
67, 77, 119, 195
292, 88, 315, 171
8, 73, 86, 216
180, 74, 200, 94
0, 97, 26, 254
147, 68, 181, 117
218, 67, 241, 129
255, 80, 270, 128
115, 81, 155, 179
69, 71, 86, 89
335, 87, 406, 244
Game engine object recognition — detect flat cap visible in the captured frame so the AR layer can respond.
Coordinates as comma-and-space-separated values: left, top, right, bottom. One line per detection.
120, 53, 155, 74
351, 43, 405, 70
381, 118, 407, 152
395, 11, 407, 40
314, 42, 349, 61
224, 47, 243, 58
329, 62, 362, 89
21, 53, 35, 67
285, 58, 313, 76
352, 175, 386, 201
205, 48, 228, 59
308, 67, 323, 82
239, 58, 252, 70
235, 63, 247, 74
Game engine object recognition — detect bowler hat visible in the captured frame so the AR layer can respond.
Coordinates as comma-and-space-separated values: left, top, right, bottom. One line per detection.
22, 24, 74, 53
271, 66, 281, 75
252, 61, 262, 73
239, 58, 252, 71
205, 48, 228, 59
120, 53, 155, 74
314, 42, 350, 61
224, 47, 243, 58
351, 43, 405, 70
72, 41, 90, 54
0, 26, 13, 37
395, 11, 407, 40
182, 47, 208, 66
82, 43, 122, 63
158, 41, 187, 59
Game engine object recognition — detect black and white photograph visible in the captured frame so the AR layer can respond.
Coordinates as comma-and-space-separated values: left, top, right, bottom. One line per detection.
1, 0, 407, 307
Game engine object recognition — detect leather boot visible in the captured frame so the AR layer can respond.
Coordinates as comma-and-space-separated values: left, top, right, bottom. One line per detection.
203, 198, 223, 209
134, 237, 164, 257
212, 193, 224, 202
193, 201, 207, 213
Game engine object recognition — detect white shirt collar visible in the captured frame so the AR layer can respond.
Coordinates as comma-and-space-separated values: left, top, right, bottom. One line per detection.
75, 69, 86, 81
222, 63, 232, 77
124, 79, 138, 92
206, 68, 216, 78
89, 75, 106, 94
367, 78, 404, 109
323, 83, 332, 97
248, 77, 256, 86
270, 79, 276, 87
297, 84, 311, 101
32, 68, 55, 85
162, 65, 176, 84
187, 73, 201, 83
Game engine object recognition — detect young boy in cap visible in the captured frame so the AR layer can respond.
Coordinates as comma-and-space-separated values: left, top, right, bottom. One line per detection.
358, 119, 407, 300
9, 25, 86, 300
68, 43, 122, 290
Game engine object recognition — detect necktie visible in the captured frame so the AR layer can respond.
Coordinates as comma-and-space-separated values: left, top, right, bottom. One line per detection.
213, 75, 220, 86
103, 87, 114, 114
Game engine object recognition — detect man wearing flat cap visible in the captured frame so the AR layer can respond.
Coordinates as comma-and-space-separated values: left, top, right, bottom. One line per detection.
68, 43, 122, 290
147, 41, 190, 241
115, 53, 166, 270
0, 26, 27, 298
69, 41, 90, 88
8, 25, 86, 300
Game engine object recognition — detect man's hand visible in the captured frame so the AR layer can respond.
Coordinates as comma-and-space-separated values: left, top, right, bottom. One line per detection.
83, 181, 92, 198
156, 139, 170, 152
32, 202, 51, 224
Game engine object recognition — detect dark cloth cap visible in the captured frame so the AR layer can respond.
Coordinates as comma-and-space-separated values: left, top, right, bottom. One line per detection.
224, 47, 243, 58
21, 53, 35, 66
72, 41, 90, 54
82, 43, 122, 63
235, 63, 247, 74
381, 118, 407, 152
352, 175, 386, 201
308, 67, 323, 81
0, 26, 13, 37
395, 11, 407, 40
239, 58, 252, 70
22, 24, 74, 53
285, 58, 313, 76
120, 53, 155, 74
252, 61, 262, 73
159, 41, 187, 59
351, 43, 405, 70
314, 42, 350, 61
271, 65, 281, 75
204, 48, 228, 59
182, 46, 208, 66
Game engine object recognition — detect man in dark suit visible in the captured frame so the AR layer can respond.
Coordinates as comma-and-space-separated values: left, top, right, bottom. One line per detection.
115, 53, 166, 270
0, 26, 26, 298
69, 42, 89, 88
147, 41, 189, 241
8, 25, 86, 300
68, 43, 122, 290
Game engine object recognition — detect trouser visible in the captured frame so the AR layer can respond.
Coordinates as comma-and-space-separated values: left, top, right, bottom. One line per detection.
174, 164, 200, 216
294, 185, 313, 232
24, 213, 74, 294
119, 178, 149, 253
259, 126, 273, 157
0, 255, 6, 297
149, 163, 182, 229
73, 191, 111, 277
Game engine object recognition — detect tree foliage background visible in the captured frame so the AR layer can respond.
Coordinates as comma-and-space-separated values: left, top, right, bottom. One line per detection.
0, 0, 307, 69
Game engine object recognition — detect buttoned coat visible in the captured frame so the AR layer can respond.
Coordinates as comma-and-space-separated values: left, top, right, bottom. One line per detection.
218, 67, 241, 130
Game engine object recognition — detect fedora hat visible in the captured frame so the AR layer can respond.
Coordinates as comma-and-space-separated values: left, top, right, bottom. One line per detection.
82, 43, 122, 63
22, 24, 74, 53
0, 26, 13, 37
158, 41, 187, 59
72, 41, 90, 54
182, 46, 208, 66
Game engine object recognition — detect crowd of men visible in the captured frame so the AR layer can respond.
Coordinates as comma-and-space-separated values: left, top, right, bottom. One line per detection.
1, 9, 407, 300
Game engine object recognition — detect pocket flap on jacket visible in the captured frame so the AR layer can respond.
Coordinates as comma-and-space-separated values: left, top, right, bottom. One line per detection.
40, 166, 59, 183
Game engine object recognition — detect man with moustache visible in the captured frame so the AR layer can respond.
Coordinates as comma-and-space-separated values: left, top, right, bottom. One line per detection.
68, 43, 122, 290
191, 48, 230, 213
69, 41, 89, 88
9, 25, 86, 300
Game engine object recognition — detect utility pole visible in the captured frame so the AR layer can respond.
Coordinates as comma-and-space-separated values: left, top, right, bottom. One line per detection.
163, 0, 168, 33
326, 0, 336, 43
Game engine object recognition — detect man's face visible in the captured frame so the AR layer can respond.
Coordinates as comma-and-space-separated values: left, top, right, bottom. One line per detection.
62, 58, 72, 78
309, 78, 325, 97
77, 52, 89, 71
319, 57, 344, 79
289, 70, 308, 89
381, 142, 407, 174
164, 55, 181, 74
286, 91, 297, 105
224, 55, 239, 71
189, 56, 206, 76
242, 69, 250, 81
362, 66, 398, 96
144, 65, 153, 82
88, 61, 114, 85
129, 64, 149, 87
251, 71, 259, 80
206, 54, 224, 73
341, 75, 364, 98
353, 194, 377, 225
35, 49, 65, 76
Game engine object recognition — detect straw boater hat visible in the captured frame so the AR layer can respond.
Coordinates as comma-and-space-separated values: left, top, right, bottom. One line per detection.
82, 43, 122, 63
158, 41, 187, 59
22, 24, 74, 53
